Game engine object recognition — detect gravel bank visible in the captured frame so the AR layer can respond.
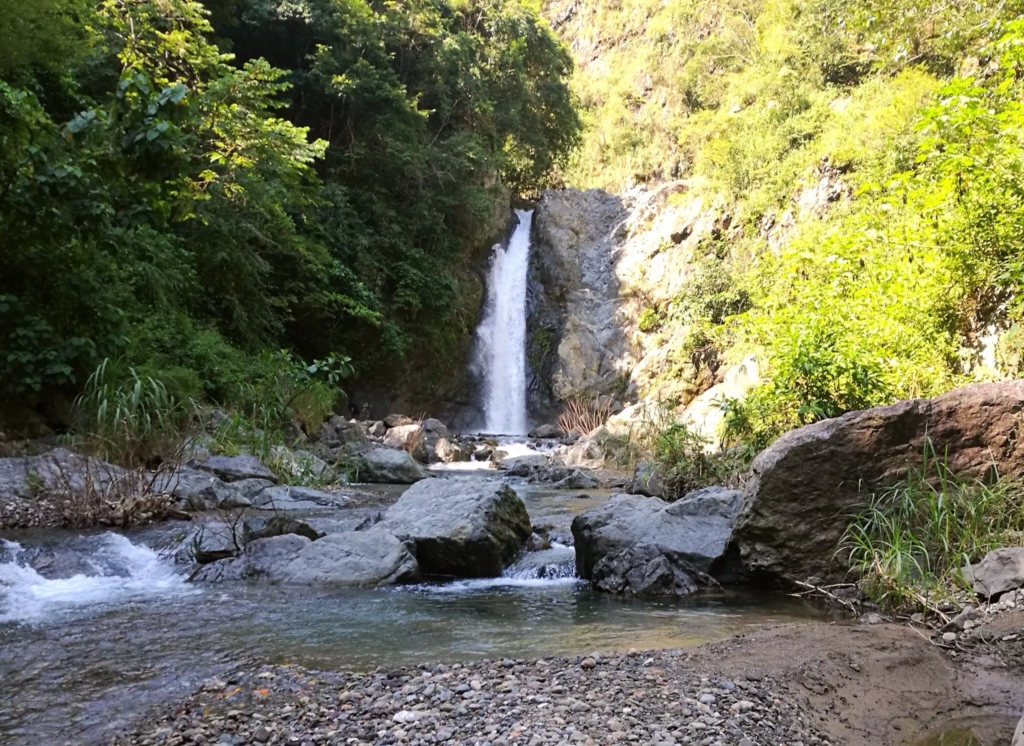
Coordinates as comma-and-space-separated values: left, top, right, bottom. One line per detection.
114, 650, 833, 746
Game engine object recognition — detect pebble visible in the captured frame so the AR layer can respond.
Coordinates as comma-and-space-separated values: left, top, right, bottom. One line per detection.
114, 653, 835, 746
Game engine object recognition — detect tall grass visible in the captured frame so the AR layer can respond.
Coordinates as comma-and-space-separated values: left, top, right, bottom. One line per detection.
839, 440, 1024, 611
74, 358, 194, 466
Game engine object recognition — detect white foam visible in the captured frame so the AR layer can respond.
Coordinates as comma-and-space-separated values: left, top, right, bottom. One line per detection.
0, 533, 194, 624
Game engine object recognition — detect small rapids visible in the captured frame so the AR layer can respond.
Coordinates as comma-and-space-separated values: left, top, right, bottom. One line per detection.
422, 542, 579, 593
0, 534, 193, 624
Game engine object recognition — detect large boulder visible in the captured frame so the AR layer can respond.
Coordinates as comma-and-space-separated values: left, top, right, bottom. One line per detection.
733, 381, 1024, 586
381, 478, 532, 577
434, 438, 472, 463
194, 454, 277, 483
964, 548, 1024, 599
193, 530, 419, 586
357, 448, 426, 484
251, 485, 350, 511
572, 487, 743, 596
158, 467, 243, 511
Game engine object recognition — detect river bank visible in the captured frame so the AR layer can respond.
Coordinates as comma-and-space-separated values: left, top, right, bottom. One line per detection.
111, 617, 1024, 746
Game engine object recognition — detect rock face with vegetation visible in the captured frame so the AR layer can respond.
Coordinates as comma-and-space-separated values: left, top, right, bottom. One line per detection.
733, 381, 1024, 586
572, 487, 743, 596
382, 478, 532, 578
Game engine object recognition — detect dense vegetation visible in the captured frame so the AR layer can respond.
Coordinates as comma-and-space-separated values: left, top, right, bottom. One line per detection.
0, 0, 579, 420
544, 0, 1024, 450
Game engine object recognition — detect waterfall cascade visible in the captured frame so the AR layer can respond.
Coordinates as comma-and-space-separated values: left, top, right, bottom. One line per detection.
474, 209, 533, 434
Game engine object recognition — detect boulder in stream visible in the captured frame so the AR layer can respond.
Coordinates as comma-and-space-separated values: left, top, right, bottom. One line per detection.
193, 530, 419, 586
572, 487, 743, 596
381, 478, 532, 577
356, 448, 426, 484
382, 424, 428, 462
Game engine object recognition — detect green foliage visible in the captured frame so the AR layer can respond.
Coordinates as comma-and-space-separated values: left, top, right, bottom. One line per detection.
839, 441, 1024, 611
637, 306, 662, 333
74, 358, 194, 465
0, 0, 579, 415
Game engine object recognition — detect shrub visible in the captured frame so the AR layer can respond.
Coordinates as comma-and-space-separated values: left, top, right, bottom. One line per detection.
839, 440, 1024, 611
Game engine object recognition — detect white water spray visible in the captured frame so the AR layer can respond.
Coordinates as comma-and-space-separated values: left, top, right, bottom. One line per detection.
0, 533, 193, 624
475, 209, 533, 434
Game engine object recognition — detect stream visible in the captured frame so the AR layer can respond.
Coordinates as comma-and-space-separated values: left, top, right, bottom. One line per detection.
0, 477, 824, 745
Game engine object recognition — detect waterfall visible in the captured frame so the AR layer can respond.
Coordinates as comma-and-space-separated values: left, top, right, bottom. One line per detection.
475, 209, 533, 434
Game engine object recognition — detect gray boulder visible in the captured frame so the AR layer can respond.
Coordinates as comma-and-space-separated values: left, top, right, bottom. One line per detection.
382, 478, 532, 577
194, 454, 277, 483
1012, 712, 1023, 746
193, 530, 419, 586
366, 420, 387, 438
552, 469, 599, 490
154, 467, 240, 511
733, 381, 1024, 585
529, 424, 562, 439
627, 462, 665, 498
499, 453, 550, 476
963, 548, 1024, 599
357, 448, 426, 484
592, 545, 702, 597
242, 515, 323, 544
571, 487, 743, 596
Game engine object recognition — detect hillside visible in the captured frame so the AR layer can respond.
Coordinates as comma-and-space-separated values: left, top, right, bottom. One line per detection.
536, 0, 1024, 449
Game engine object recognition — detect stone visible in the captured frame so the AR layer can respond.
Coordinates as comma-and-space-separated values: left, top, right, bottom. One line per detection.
382, 478, 532, 577
942, 605, 982, 631
626, 462, 664, 498
733, 381, 1024, 585
242, 516, 323, 544
356, 448, 426, 484
231, 478, 275, 500
367, 421, 387, 438
963, 548, 1024, 598
421, 418, 450, 440
383, 424, 428, 463
552, 469, 599, 490
499, 453, 550, 476
250, 485, 348, 511
270, 447, 332, 482
318, 416, 367, 448
1012, 712, 1023, 746
434, 438, 472, 463
383, 414, 414, 428
153, 467, 239, 512
194, 455, 277, 483
529, 424, 563, 439
573, 487, 744, 584
193, 530, 419, 586
591, 545, 701, 597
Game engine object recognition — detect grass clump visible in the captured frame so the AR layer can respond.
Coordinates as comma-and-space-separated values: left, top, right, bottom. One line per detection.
839, 441, 1024, 612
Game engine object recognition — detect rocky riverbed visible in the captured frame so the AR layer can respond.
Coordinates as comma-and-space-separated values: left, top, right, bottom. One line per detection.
111, 615, 1024, 746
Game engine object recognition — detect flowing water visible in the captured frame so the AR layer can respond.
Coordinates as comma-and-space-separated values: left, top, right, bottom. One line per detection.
474, 209, 533, 435
0, 485, 823, 745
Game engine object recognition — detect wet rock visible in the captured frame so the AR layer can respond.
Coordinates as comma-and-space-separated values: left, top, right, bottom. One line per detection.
242, 516, 323, 544
382, 478, 532, 577
251, 486, 349, 511
194, 455, 277, 483
155, 467, 240, 512
500, 453, 550, 476
231, 478, 275, 500
626, 462, 664, 498
734, 381, 1024, 585
592, 544, 702, 597
552, 468, 598, 490
383, 424, 428, 463
529, 424, 562, 439
964, 548, 1024, 599
434, 438, 472, 463
572, 487, 743, 595
193, 530, 419, 586
356, 448, 426, 484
